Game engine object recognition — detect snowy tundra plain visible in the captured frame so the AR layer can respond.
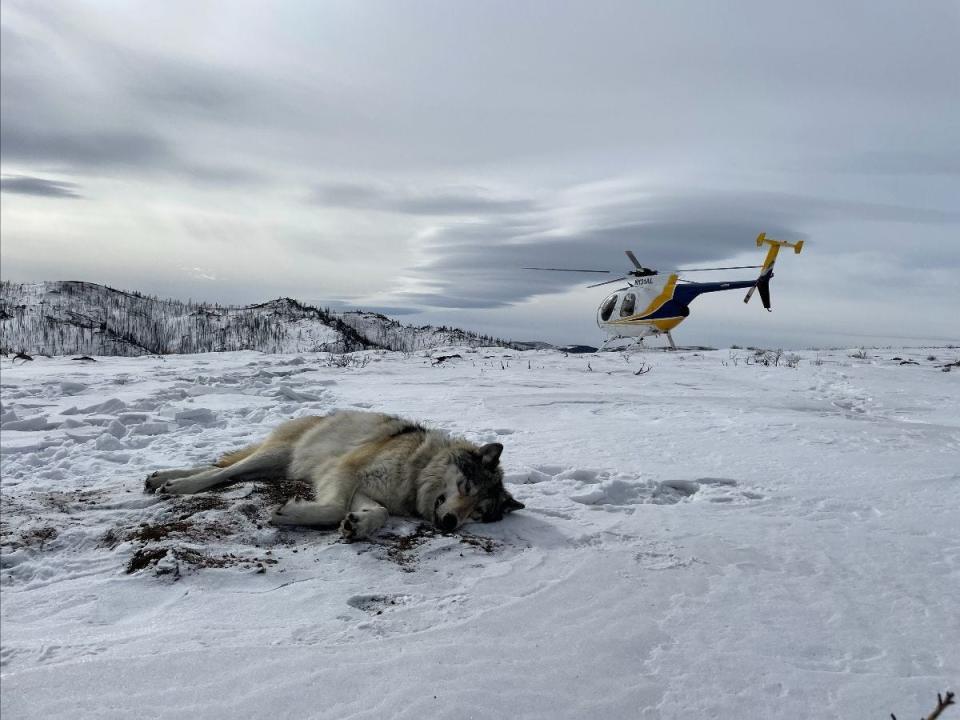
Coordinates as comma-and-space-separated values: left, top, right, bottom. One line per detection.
1, 346, 957, 719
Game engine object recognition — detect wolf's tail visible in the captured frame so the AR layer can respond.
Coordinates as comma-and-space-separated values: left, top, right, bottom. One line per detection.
215, 444, 261, 468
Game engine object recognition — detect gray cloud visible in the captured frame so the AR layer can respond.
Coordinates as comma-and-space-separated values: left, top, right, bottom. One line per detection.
312, 182, 539, 216
406, 220, 791, 308
400, 187, 960, 308
1, 125, 172, 171
1, 123, 261, 185
1, 175, 82, 198
127, 60, 257, 119
0, 15, 263, 184
837, 149, 960, 177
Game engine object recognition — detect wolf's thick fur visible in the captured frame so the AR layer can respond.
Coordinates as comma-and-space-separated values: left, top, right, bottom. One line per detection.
144, 411, 523, 540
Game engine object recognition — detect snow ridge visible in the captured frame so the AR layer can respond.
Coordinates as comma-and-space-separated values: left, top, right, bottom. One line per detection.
0, 281, 512, 356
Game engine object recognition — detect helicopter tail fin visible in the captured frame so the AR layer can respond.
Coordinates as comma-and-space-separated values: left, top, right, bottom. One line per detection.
743, 233, 802, 310
743, 270, 773, 310
757, 277, 771, 310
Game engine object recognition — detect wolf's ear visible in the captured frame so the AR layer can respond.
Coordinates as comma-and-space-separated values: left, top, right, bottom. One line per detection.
502, 491, 524, 513
478, 443, 503, 467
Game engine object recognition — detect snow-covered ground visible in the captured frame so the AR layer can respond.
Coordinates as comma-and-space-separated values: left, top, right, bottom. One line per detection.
1, 347, 957, 719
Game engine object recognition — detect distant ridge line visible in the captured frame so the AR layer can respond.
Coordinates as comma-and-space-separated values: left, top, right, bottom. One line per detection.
0, 280, 517, 357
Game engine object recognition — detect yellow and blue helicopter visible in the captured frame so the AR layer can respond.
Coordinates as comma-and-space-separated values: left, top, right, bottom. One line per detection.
526, 233, 803, 349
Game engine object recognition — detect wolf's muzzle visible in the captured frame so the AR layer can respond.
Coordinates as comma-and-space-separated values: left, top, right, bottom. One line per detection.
433, 494, 456, 532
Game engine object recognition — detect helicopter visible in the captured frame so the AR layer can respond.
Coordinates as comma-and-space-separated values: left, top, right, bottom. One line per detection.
524, 232, 804, 350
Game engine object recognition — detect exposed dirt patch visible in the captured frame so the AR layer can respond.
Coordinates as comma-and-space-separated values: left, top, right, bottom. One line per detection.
128, 520, 193, 543
99, 528, 121, 549
113, 477, 313, 577
124, 538, 279, 576
45, 489, 107, 512
169, 494, 229, 519
373, 524, 438, 571
347, 593, 413, 614
168, 548, 278, 573
371, 523, 502, 572
457, 530, 501, 554
125, 518, 238, 544
248, 476, 314, 507
17, 526, 59, 550
126, 547, 168, 573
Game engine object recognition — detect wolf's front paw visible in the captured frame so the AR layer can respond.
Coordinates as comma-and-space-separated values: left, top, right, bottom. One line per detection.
339, 512, 360, 542
154, 479, 193, 495
271, 498, 304, 525
144, 471, 165, 493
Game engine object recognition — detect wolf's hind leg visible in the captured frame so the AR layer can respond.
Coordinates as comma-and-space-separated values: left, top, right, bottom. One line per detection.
339, 492, 389, 541
269, 460, 359, 527
270, 492, 388, 540
271, 446, 385, 534
145, 465, 217, 491
270, 499, 344, 527
154, 447, 290, 495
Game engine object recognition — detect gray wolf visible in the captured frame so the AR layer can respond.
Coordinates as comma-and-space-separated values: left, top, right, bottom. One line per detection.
144, 410, 523, 541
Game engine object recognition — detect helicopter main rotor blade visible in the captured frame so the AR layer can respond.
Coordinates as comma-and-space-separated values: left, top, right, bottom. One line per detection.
522, 267, 611, 273
624, 250, 643, 269
587, 275, 630, 288
674, 265, 763, 272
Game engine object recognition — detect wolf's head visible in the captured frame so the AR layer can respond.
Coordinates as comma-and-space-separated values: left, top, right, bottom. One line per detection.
433, 442, 524, 532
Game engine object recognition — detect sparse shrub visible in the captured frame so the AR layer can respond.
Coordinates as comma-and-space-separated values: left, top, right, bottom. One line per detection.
890, 689, 954, 720
749, 348, 783, 366
850, 348, 869, 360
324, 353, 370, 369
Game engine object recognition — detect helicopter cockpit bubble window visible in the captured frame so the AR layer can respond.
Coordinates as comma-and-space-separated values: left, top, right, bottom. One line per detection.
620, 293, 636, 317
600, 294, 617, 321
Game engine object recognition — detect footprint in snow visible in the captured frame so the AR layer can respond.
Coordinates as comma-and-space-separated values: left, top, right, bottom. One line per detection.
508, 465, 762, 509
634, 549, 699, 570
504, 464, 587, 484
571, 478, 661, 507
694, 477, 766, 504
569, 473, 763, 507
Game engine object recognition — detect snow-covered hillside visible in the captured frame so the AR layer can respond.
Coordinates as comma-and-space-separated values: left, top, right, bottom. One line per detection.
339, 310, 509, 353
1, 346, 958, 719
0, 281, 510, 356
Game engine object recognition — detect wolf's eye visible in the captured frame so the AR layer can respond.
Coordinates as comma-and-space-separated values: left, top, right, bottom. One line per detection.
456, 476, 475, 496
434, 494, 445, 510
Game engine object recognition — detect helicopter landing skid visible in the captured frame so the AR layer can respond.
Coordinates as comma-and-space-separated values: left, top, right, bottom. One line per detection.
600, 332, 677, 352
599, 335, 641, 352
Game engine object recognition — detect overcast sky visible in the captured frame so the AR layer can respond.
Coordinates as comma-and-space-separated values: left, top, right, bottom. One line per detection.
2, 0, 958, 348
